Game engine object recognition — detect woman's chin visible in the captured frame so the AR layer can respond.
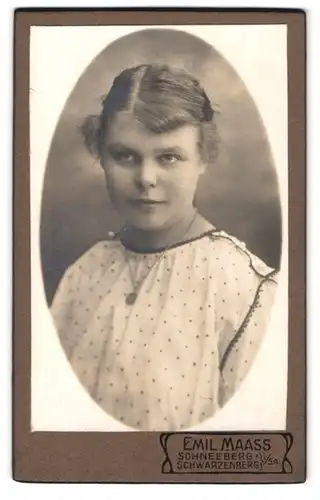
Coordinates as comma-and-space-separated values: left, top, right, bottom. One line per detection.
127, 220, 164, 232
125, 213, 168, 232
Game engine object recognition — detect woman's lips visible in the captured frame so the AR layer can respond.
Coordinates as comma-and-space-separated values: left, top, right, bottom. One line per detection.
131, 199, 166, 211
132, 199, 165, 205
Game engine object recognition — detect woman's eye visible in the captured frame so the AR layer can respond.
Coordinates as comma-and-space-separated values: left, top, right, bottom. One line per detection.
157, 154, 180, 165
112, 151, 138, 165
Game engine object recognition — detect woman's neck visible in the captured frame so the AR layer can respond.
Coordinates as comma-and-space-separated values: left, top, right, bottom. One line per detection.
121, 211, 214, 252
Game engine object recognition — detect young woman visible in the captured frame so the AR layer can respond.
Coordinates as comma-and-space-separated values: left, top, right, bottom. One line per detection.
51, 63, 279, 431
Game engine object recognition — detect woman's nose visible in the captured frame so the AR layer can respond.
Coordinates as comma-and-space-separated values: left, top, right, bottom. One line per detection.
135, 161, 158, 189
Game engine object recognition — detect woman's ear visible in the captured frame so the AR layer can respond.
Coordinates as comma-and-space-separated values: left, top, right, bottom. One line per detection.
197, 136, 208, 174
99, 145, 108, 170
199, 157, 208, 175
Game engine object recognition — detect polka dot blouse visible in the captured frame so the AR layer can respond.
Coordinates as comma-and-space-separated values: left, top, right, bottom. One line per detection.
50, 230, 278, 431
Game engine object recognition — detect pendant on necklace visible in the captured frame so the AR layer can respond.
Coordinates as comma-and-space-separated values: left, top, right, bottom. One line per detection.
126, 292, 138, 305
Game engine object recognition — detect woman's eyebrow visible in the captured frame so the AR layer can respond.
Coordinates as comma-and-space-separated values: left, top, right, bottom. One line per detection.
107, 142, 140, 154
106, 142, 187, 156
154, 146, 187, 155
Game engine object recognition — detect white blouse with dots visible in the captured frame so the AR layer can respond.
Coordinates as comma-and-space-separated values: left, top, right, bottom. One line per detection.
50, 230, 278, 431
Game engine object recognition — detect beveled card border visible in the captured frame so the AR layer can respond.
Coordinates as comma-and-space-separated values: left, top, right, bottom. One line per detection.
13, 8, 306, 483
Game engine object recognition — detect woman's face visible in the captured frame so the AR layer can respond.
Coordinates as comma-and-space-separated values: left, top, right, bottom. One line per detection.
101, 113, 206, 232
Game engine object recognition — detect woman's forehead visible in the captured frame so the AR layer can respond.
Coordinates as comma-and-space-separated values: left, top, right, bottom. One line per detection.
105, 113, 199, 152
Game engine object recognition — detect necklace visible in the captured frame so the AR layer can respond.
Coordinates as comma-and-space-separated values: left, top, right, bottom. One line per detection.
124, 211, 198, 306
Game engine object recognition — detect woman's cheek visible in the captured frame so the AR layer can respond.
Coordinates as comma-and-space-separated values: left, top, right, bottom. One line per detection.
170, 170, 198, 202
106, 165, 130, 197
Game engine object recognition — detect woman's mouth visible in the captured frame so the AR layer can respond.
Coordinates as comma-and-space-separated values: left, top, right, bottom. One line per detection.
131, 198, 166, 211
132, 198, 165, 205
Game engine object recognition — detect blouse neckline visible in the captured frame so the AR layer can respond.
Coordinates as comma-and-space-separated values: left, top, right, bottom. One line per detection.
119, 229, 219, 255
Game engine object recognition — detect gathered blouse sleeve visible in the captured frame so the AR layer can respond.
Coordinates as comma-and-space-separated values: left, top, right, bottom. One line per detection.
50, 242, 107, 359
210, 232, 279, 408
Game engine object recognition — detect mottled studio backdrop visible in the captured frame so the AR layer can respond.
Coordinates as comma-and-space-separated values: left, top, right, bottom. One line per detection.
40, 29, 282, 304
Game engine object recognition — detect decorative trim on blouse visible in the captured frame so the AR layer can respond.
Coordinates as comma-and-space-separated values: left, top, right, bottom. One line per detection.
219, 268, 278, 373
118, 229, 218, 254
208, 230, 279, 278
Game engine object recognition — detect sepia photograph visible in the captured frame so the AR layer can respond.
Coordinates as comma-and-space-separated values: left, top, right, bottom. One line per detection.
30, 24, 288, 433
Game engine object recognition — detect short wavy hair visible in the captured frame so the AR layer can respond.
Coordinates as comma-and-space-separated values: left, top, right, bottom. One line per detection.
81, 63, 220, 164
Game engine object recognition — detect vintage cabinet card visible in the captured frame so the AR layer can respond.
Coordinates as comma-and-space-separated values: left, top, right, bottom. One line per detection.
13, 9, 306, 483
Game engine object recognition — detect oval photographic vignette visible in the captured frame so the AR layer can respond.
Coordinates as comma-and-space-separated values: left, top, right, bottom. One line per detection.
40, 28, 282, 431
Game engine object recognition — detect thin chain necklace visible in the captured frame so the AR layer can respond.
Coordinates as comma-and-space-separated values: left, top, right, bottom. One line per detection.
123, 210, 198, 306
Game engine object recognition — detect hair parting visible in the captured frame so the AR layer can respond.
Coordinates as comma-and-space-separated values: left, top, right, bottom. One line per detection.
80, 63, 220, 163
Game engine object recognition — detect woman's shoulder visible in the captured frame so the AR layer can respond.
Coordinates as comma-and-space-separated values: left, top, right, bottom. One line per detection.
66, 235, 123, 278
51, 235, 123, 309
205, 229, 279, 281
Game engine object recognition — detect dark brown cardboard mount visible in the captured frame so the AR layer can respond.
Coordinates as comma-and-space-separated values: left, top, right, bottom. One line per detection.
13, 9, 306, 483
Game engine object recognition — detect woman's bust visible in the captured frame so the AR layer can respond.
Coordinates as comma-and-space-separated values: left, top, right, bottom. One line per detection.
50, 63, 279, 430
